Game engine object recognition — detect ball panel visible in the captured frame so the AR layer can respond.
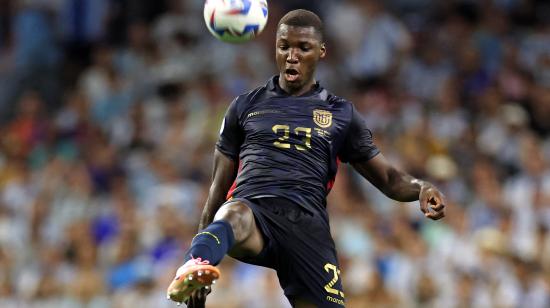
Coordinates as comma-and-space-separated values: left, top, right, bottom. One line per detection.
203, 0, 268, 43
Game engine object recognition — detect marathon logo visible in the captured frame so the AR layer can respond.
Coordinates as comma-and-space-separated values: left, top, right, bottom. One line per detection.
326, 295, 345, 306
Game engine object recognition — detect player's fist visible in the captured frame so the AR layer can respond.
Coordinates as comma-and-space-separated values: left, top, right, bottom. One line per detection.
419, 183, 446, 220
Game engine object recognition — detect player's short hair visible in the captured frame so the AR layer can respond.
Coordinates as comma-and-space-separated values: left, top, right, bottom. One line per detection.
277, 9, 324, 42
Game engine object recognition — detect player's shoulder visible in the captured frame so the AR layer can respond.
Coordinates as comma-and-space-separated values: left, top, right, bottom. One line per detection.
326, 93, 351, 105
231, 81, 270, 110
233, 85, 266, 105
326, 93, 354, 112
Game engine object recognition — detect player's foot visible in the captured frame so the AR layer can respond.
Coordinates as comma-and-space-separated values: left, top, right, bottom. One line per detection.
167, 257, 220, 304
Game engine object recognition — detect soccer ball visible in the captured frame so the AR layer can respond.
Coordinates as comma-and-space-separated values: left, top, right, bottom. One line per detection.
204, 0, 269, 43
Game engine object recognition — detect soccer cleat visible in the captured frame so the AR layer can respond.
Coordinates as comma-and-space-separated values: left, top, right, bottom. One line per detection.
167, 257, 220, 303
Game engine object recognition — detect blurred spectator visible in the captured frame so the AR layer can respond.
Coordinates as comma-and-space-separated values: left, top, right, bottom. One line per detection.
0, 0, 548, 307
344, 0, 412, 80
0, 1, 61, 119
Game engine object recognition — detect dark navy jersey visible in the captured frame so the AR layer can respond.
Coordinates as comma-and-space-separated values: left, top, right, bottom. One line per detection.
216, 76, 379, 215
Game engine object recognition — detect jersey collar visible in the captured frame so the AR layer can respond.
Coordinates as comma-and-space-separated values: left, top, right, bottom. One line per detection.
267, 75, 326, 99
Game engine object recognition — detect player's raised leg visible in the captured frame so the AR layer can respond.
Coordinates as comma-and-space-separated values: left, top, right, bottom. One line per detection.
167, 200, 264, 304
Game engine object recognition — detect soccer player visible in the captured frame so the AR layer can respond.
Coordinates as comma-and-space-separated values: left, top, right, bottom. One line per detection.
167, 9, 445, 308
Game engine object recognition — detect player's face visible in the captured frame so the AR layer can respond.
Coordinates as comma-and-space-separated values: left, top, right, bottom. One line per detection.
276, 24, 326, 95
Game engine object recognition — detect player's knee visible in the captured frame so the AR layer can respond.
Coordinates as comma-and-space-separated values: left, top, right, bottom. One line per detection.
214, 201, 254, 243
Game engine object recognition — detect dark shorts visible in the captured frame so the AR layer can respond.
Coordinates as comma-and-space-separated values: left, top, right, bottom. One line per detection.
231, 197, 346, 307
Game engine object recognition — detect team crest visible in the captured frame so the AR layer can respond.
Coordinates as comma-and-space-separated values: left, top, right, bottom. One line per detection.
313, 109, 332, 128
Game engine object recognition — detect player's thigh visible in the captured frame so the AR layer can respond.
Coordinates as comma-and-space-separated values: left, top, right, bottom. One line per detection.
213, 200, 264, 257
279, 216, 346, 307
289, 297, 318, 308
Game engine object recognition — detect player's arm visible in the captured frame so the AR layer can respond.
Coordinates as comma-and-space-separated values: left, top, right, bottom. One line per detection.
351, 155, 445, 220
198, 150, 238, 230
339, 105, 445, 220
198, 97, 243, 230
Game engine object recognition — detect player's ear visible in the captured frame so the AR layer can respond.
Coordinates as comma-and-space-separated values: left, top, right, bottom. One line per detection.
320, 43, 326, 59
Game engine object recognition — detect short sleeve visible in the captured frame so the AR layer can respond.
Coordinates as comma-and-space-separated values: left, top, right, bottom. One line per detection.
338, 105, 380, 163
215, 98, 244, 160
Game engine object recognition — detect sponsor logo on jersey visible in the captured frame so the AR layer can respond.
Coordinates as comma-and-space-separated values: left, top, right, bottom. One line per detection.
313, 109, 332, 128
247, 109, 282, 118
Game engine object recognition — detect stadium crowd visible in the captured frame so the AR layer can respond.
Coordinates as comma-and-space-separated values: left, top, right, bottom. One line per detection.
0, 0, 549, 307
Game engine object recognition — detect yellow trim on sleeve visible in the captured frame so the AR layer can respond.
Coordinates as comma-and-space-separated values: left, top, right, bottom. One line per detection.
193, 231, 221, 245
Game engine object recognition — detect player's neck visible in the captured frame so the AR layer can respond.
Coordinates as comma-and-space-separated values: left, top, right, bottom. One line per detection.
278, 75, 316, 96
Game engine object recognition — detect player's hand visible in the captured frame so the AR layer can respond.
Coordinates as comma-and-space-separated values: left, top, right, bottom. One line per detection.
184, 287, 210, 308
419, 183, 446, 220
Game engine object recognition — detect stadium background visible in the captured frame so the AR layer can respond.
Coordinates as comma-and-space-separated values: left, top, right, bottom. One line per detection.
0, 0, 549, 307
